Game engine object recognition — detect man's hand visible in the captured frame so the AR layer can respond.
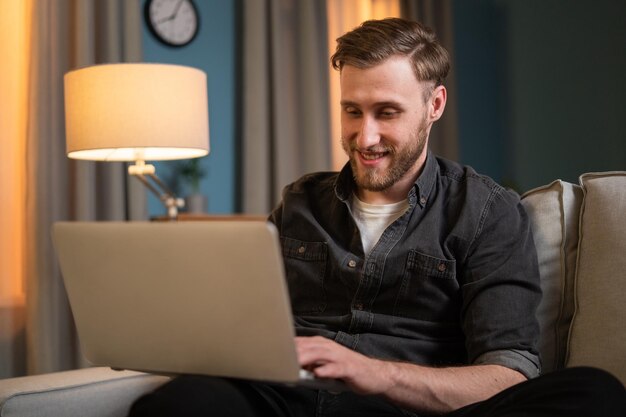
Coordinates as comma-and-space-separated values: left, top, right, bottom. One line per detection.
295, 336, 527, 414
295, 336, 393, 395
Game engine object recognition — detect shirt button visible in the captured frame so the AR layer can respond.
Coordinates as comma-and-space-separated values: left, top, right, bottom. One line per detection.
348, 260, 357, 268
437, 263, 447, 272
297, 246, 306, 254
420, 196, 427, 205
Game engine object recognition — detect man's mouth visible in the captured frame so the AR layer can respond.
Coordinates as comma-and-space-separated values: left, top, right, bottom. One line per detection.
360, 151, 387, 160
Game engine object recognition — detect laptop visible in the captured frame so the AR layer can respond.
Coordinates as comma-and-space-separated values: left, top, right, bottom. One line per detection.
52, 220, 347, 391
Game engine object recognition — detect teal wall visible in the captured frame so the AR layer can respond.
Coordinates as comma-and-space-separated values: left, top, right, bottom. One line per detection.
142, 0, 237, 216
504, 0, 626, 191
454, 0, 626, 192
453, 0, 508, 185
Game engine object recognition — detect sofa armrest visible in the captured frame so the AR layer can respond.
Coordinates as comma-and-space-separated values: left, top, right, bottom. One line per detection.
0, 367, 169, 417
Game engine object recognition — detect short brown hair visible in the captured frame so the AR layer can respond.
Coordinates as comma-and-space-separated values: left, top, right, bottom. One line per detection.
331, 18, 450, 86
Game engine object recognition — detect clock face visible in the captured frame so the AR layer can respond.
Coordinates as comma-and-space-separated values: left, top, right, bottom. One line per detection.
146, 0, 199, 47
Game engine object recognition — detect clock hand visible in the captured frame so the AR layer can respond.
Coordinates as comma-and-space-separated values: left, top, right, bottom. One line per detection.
170, 0, 185, 19
156, 0, 184, 24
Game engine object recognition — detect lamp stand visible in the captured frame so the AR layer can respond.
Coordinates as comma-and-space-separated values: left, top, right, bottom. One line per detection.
128, 160, 184, 220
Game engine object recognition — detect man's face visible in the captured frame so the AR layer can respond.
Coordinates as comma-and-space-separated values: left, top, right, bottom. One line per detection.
340, 56, 439, 202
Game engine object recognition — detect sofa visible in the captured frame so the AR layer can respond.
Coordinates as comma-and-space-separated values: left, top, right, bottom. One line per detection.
1, 171, 624, 417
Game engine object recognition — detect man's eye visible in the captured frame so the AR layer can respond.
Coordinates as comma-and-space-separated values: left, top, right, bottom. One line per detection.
344, 107, 361, 116
379, 110, 399, 118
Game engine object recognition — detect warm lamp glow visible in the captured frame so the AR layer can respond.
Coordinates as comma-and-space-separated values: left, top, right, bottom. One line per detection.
0, 0, 30, 306
64, 63, 209, 162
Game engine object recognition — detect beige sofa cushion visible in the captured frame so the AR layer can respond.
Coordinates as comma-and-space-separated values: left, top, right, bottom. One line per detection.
0, 367, 169, 417
566, 172, 626, 385
521, 180, 583, 373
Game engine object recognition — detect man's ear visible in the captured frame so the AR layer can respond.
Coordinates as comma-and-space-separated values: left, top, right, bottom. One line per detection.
429, 85, 447, 122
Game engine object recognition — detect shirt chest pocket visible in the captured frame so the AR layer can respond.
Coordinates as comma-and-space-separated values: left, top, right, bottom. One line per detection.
280, 237, 328, 314
394, 250, 459, 323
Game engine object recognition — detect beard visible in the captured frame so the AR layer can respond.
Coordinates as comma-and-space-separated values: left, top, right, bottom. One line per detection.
342, 116, 429, 192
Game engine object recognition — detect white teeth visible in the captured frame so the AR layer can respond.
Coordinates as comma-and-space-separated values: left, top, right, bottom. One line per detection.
361, 152, 384, 160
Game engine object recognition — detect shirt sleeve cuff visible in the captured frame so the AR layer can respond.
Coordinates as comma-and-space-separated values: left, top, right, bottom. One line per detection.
473, 349, 541, 379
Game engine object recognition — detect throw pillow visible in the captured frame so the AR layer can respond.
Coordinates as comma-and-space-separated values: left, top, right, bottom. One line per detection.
521, 180, 582, 373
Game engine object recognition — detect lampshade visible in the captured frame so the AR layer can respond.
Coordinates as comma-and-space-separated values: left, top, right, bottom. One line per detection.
64, 63, 209, 161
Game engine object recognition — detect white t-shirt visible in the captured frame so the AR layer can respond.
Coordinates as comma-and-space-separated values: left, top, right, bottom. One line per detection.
350, 195, 409, 256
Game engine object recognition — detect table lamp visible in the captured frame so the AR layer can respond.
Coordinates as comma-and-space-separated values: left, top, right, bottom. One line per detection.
63, 63, 210, 220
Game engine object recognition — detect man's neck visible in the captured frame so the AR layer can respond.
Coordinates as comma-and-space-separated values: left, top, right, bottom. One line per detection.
357, 187, 410, 205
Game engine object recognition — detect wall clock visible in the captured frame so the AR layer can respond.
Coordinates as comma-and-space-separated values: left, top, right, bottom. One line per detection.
145, 0, 199, 47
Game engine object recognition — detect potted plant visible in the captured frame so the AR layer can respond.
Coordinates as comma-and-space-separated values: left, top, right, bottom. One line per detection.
170, 157, 208, 213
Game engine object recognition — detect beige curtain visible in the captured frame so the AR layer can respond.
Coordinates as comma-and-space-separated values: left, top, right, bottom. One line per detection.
0, 1, 30, 379
241, 0, 332, 214
0, 0, 145, 377
401, 0, 459, 161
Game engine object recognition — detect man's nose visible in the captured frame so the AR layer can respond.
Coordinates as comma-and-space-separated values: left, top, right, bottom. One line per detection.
355, 116, 380, 149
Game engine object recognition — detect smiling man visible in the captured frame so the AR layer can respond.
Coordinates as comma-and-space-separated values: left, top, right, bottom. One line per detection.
278, 18, 536, 414
129, 18, 625, 417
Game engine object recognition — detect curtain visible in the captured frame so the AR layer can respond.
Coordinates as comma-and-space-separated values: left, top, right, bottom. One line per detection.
240, 0, 332, 214
0, 0, 145, 378
0, 1, 31, 379
401, 0, 459, 161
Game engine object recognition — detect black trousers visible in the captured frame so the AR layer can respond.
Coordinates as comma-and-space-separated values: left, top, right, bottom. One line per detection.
128, 367, 625, 417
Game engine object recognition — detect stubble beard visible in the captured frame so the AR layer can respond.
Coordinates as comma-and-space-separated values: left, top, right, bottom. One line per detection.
342, 117, 429, 192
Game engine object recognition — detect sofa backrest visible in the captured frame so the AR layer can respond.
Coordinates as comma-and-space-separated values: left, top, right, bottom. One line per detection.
521, 172, 626, 385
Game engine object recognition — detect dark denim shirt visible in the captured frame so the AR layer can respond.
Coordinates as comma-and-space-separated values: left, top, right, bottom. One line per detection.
269, 151, 541, 379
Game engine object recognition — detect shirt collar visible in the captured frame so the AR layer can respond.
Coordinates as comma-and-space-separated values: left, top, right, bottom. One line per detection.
413, 149, 437, 208
334, 163, 354, 202
334, 149, 438, 209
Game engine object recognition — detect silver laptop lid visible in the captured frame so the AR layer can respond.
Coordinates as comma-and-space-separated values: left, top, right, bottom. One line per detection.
52, 221, 301, 383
